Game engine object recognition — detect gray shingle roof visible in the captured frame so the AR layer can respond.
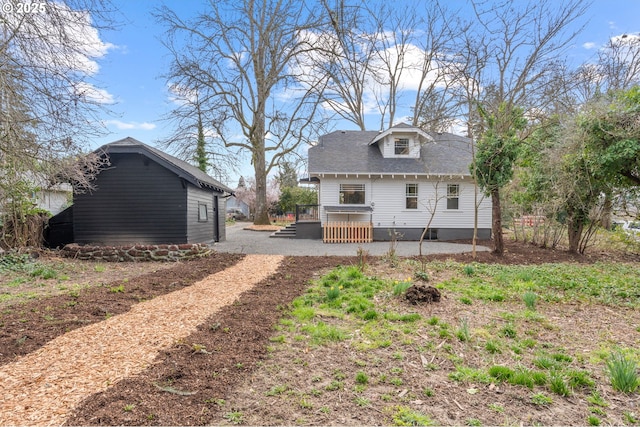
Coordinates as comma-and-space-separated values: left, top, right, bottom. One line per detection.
97, 137, 234, 194
308, 126, 473, 176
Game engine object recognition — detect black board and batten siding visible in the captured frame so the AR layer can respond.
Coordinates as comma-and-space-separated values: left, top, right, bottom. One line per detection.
186, 186, 227, 243
63, 138, 232, 246
74, 153, 188, 245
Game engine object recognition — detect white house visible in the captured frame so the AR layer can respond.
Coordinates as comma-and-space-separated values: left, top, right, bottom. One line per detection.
298, 123, 492, 241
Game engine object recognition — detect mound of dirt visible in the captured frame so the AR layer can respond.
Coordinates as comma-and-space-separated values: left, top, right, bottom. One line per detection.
405, 284, 442, 304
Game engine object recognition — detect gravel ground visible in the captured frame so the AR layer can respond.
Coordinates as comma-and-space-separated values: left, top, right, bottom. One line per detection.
212, 222, 489, 256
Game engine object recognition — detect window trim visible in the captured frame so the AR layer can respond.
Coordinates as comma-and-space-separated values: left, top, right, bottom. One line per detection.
339, 183, 366, 205
394, 138, 410, 155
198, 202, 209, 222
405, 183, 418, 209
446, 184, 460, 210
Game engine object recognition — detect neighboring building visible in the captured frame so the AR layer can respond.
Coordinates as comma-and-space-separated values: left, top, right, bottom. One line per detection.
226, 196, 251, 219
35, 182, 72, 216
292, 123, 492, 241
46, 137, 233, 246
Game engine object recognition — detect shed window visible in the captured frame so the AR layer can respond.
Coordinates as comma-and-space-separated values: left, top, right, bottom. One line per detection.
198, 203, 208, 221
447, 184, 459, 210
394, 138, 410, 155
406, 184, 418, 209
339, 183, 365, 204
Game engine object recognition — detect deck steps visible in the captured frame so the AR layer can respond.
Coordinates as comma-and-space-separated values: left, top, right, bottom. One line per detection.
270, 223, 296, 238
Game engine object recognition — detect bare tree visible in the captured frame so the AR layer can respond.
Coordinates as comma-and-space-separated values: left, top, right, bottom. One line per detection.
598, 34, 640, 91
159, 83, 238, 182
310, 0, 462, 131
366, 3, 418, 129
312, 0, 376, 130
157, 0, 328, 225
418, 180, 445, 257
0, 1, 115, 247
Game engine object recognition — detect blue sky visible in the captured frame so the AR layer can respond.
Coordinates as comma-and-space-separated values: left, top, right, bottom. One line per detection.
91, 0, 640, 185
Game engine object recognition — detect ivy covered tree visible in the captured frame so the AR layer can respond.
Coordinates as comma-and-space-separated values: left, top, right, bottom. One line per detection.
473, 103, 527, 254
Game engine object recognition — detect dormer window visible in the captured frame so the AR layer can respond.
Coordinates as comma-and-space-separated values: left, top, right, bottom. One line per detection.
394, 138, 410, 155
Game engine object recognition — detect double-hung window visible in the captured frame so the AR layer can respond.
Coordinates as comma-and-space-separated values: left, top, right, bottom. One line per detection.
406, 184, 418, 209
394, 138, 410, 155
339, 184, 365, 204
447, 184, 459, 210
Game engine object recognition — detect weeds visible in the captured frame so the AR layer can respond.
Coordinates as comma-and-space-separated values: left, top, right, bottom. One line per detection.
463, 265, 475, 276
586, 415, 600, 426
456, 318, 471, 342
531, 392, 553, 406
549, 372, 571, 396
523, 291, 537, 310
390, 406, 435, 426
355, 371, 369, 385
606, 352, 639, 393
414, 270, 429, 282
223, 411, 243, 424
392, 280, 412, 296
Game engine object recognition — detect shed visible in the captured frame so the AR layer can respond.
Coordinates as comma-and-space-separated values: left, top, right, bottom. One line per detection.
53, 137, 232, 246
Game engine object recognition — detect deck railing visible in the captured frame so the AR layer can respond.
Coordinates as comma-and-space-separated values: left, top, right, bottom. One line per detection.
295, 204, 319, 222
323, 221, 373, 243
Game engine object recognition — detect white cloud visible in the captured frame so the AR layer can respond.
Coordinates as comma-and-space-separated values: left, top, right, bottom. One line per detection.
5, 2, 115, 76
583, 42, 597, 49
611, 33, 640, 44
104, 120, 157, 130
73, 82, 115, 104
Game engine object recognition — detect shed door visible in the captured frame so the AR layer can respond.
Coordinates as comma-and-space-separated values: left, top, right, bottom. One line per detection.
213, 195, 220, 242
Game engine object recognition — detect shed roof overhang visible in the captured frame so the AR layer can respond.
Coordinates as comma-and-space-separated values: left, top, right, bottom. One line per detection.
323, 205, 373, 213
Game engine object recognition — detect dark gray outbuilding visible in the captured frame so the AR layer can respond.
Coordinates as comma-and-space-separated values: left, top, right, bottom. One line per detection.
52, 137, 232, 246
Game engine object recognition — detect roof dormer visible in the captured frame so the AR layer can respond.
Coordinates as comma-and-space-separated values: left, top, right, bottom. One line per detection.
369, 123, 432, 159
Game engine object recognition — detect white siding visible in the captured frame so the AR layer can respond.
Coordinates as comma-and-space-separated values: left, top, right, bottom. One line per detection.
318, 176, 491, 229
318, 178, 372, 222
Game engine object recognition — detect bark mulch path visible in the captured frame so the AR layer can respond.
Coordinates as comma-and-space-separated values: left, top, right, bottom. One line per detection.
0, 254, 283, 426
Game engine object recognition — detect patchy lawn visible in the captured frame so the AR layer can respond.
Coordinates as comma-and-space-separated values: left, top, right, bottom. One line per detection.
1, 241, 638, 426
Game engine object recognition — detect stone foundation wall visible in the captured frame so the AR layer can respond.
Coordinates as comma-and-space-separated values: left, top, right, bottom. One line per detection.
61, 243, 211, 262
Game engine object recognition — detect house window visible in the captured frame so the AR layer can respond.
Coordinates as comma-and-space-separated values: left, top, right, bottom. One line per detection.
339, 183, 365, 204
198, 203, 208, 221
406, 184, 418, 209
447, 184, 459, 210
394, 138, 410, 155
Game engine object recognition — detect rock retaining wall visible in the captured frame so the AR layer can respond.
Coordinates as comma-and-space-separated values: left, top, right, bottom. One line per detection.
61, 243, 211, 262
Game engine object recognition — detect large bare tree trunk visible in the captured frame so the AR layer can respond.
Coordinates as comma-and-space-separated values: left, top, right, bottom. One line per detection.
253, 149, 270, 225
491, 188, 504, 255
